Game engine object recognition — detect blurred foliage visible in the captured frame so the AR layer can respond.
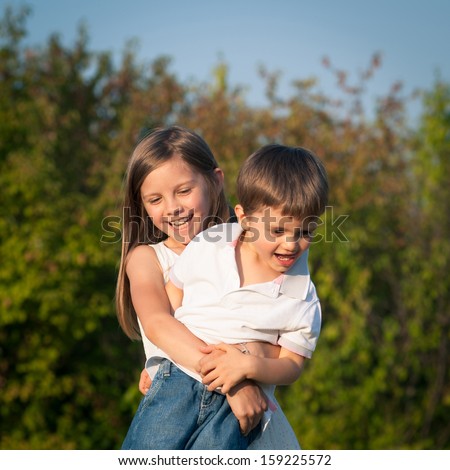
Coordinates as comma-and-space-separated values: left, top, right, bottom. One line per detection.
0, 5, 448, 449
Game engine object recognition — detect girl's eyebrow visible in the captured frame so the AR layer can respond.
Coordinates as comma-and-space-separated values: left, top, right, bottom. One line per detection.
174, 179, 196, 188
141, 179, 196, 199
141, 191, 160, 199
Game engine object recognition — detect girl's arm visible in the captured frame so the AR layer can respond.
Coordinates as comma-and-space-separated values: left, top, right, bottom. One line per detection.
127, 245, 205, 371
163, 278, 290, 389
198, 344, 306, 394
128, 245, 268, 434
164, 278, 183, 311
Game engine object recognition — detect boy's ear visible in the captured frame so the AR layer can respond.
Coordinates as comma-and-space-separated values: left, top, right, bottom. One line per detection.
234, 204, 246, 223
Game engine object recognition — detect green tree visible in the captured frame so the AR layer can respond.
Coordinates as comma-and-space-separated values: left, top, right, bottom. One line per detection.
1, 4, 448, 450
400, 80, 450, 448
278, 77, 449, 449
0, 6, 151, 448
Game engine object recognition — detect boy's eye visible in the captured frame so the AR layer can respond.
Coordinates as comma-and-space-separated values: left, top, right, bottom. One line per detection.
301, 231, 315, 240
278, 230, 315, 241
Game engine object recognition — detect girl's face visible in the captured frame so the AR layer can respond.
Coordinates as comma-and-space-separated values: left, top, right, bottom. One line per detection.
140, 155, 223, 249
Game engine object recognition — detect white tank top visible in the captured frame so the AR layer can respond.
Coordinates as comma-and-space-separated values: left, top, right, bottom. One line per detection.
150, 241, 179, 283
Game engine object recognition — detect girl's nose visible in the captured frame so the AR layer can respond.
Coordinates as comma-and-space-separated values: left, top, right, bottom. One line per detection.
165, 196, 184, 216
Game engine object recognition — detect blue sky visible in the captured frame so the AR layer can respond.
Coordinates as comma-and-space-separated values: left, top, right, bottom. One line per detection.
9, 0, 450, 120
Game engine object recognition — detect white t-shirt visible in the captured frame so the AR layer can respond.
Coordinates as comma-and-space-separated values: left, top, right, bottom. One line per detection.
170, 222, 322, 383
138, 234, 302, 449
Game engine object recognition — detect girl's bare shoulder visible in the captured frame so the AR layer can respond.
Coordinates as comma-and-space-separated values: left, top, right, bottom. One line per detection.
126, 244, 163, 279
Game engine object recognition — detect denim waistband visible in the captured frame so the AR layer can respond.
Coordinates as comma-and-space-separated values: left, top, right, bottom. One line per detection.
158, 358, 172, 377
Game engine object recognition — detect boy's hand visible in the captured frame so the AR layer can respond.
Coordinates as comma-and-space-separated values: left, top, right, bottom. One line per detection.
198, 343, 251, 394
139, 368, 152, 395
226, 380, 268, 435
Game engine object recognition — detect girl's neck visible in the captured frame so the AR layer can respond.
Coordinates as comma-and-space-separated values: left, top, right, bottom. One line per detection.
163, 238, 187, 255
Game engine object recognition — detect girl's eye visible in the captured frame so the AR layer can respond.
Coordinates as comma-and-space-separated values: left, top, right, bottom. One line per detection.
178, 188, 191, 195
148, 197, 161, 205
272, 229, 285, 236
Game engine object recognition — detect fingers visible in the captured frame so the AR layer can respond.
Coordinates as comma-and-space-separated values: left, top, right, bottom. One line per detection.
201, 370, 232, 394
139, 368, 152, 395
139, 382, 150, 395
203, 375, 224, 392
197, 360, 216, 376
201, 367, 230, 391
238, 417, 251, 436
212, 343, 233, 353
226, 381, 266, 437
196, 348, 226, 374
237, 410, 263, 435
199, 343, 230, 354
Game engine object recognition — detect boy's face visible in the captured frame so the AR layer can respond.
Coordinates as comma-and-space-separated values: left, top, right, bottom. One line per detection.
235, 205, 316, 274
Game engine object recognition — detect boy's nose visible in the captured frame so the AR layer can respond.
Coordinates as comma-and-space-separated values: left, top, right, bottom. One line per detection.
282, 239, 300, 251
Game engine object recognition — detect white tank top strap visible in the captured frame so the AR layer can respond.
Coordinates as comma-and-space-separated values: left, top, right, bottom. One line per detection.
149, 242, 179, 283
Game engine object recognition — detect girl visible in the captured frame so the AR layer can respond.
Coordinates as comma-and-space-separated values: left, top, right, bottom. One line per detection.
116, 126, 300, 449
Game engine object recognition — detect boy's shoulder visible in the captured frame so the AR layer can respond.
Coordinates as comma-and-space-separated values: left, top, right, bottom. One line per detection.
192, 222, 242, 247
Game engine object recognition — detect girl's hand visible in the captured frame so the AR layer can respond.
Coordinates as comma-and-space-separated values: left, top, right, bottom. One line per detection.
226, 380, 268, 435
139, 368, 152, 395
198, 343, 252, 394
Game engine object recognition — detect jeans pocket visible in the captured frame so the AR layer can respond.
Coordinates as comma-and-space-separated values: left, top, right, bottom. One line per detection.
139, 360, 170, 412
246, 420, 263, 446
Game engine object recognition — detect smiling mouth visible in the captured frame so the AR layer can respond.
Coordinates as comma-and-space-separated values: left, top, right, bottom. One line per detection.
169, 214, 194, 227
274, 253, 298, 265
275, 253, 296, 260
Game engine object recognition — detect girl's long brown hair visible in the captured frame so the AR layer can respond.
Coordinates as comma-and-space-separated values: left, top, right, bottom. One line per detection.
116, 126, 230, 340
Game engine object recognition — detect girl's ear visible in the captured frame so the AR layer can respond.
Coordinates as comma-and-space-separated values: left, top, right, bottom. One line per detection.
213, 168, 224, 188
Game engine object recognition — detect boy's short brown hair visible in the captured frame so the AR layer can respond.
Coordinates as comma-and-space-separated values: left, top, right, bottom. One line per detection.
237, 144, 328, 220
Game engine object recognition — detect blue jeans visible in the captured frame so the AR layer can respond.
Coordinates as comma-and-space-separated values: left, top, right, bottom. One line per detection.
121, 359, 261, 450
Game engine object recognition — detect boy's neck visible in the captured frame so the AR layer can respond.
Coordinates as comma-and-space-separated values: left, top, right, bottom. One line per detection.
235, 237, 281, 287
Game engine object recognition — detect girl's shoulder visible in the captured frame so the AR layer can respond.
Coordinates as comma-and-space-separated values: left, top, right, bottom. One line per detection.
127, 243, 158, 260
126, 244, 163, 280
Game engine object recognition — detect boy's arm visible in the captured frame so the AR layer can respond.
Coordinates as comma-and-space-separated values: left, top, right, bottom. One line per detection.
249, 347, 306, 384
198, 344, 306, 394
